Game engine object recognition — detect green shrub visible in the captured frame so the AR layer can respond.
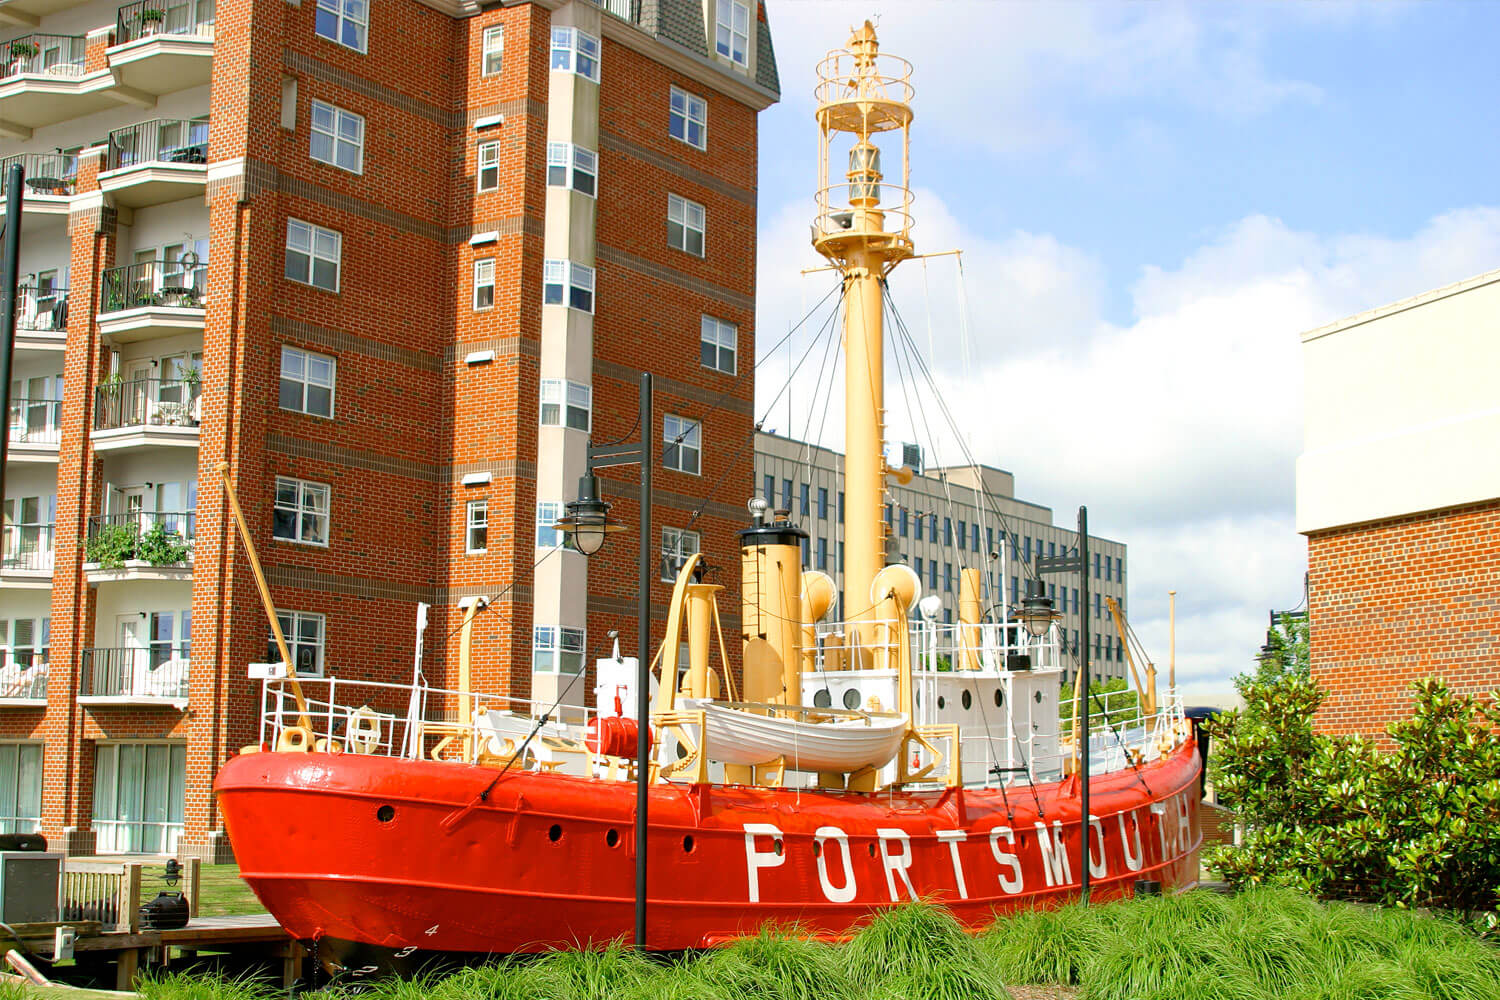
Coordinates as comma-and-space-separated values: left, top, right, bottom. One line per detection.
137, 521, 191, 565
1207, 676, 1500, 931
841, 903, 1008, 1000
84, 522, 139, 567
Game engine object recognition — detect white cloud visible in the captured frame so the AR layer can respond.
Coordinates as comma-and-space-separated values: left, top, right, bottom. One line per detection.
754, 188, 1500, 691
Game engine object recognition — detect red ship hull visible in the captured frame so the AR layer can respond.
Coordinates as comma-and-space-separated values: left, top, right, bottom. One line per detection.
216, 740, 1200, 960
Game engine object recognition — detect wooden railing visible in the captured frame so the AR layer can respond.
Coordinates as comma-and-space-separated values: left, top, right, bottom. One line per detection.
59, 857, 200, 932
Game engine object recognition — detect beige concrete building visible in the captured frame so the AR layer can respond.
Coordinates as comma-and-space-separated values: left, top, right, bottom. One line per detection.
753, 431, 1129, 684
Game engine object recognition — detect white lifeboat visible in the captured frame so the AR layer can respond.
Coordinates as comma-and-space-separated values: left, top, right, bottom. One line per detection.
681, 698, 907, 772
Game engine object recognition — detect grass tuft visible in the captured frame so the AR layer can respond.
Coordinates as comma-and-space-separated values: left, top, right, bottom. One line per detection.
841, 903, 1009, 1000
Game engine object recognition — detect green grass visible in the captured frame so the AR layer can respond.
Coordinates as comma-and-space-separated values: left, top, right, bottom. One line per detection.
190, 865, 265, 918
23, 889, 1500, 1000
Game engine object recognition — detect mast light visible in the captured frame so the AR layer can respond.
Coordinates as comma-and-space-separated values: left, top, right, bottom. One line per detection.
1019, 592, 1057, 639
556, 474, 624, 556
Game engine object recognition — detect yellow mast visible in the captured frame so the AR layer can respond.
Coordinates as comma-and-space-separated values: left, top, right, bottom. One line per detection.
812, 21, 915, 653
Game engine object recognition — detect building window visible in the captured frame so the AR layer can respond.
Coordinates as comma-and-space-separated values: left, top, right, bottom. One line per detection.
309, 100, 364, 173
899, 508, 908, 537
669, 85, 707, 149
817, 487, 828, 519
543, 259, 594, 313
971, 524, 980, 552
547, 142, 597, 197
0, 618, 48, 678
838, 541, 845, 572
1106, 556, 1113, 582
315, 0, 367, 52
915, 514, 923, 542
762, 474, 774, 505
667, 194, 705, 256
1071, 588, 1079, 616
535, 501, 574, 549
473, 259, 495, 310
269, 611, 325, 676
816, 537, 828, 571
927, 561, 937, 590
661, 526, 700, 581
481, 25, 504, 76
533, 625, 584, 673
279, 346, 335, 418
782, 479, 792, 509
550, 27, 600, 82
944, 518, 953, 546
838, 491, 844, 523
285, 219, 341, 292
92, 743, 185, 854
466, 500, 488, 554
0, 744, 41, 834
714, 0, 750, 67
700, 315, 736, 374
801, 537, 809, 566
944, 563, 953, 593
273, 476, 330, 545
913, 556, 923, 582
799, 483, 810, 517
477, 141, 500, 192
663, 415, 701, 474
539, 378, 591, 431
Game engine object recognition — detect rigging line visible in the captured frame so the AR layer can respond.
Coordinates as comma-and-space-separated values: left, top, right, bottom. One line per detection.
758, 282, 848, 433
886, 295, 1044, 589
884, 289, 975, 590
1059, 655, 1156, 798
796, 284, 847, 501
431, 544, 564, 647
952, 253, 994, 604
801, 326, 845, 546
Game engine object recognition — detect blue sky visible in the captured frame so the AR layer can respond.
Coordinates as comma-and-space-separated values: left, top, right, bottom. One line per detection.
749, 1, 1500, 694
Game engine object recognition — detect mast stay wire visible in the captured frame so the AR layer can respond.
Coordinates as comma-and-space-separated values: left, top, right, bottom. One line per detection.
882, 288, 1045, 820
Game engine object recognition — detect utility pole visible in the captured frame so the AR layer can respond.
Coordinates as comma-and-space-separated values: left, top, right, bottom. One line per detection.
0, 162, 24, 501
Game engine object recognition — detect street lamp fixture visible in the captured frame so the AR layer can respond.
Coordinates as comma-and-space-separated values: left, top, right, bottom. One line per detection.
555, 473, 624, 556
1018, 591, 1056, 639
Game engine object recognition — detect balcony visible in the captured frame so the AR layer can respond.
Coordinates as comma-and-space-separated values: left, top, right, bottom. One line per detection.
1, 522, 53, 587
97, 259, 206, 343
0, 659, 46, 707
14, 282, 67, 353
79, 647, 189, 707
98, 118, 207, 208
6, 395, 61, 460
91, 376, 199, 454
83, 509, 193, 582
0, 0, 92, 28
106, 1, 214, 98
0, 151, 75, 216
0, 33, 113, 139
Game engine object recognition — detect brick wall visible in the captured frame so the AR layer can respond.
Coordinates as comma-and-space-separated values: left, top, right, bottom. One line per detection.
1308, 498, 1500, 739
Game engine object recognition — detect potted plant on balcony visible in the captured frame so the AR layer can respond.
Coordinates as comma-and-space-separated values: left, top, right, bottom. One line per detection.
8, 41, 39, 74
138, 8, 166, 34
83, 523, 139, 570
136, 523, 190, 567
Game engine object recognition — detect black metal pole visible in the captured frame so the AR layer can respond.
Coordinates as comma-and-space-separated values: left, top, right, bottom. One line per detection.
0, 162, 24, 500
1077, 505, 1091, 903
634, 371, 653, 951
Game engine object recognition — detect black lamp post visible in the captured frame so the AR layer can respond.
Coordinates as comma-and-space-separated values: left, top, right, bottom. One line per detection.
1036, 506, 1092, 902
556, 372, 653, 951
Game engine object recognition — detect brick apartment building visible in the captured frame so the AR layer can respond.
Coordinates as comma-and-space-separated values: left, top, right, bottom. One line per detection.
1296, 267, 1500, 738
0, 0, 779, 859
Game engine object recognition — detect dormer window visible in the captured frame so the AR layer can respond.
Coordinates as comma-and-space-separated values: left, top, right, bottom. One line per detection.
714, 0, 750, 69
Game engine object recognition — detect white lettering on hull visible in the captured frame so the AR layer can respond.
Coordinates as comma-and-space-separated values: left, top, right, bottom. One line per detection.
744, 823, 785, 903
1119, 809, 1144, 872
1034, 819, 1072, 888
935, 830, 969, 899
1087, 815, 1108, 879
988, 826, 1024, 894
814, 826, 857, 903
876, 828, 918, 901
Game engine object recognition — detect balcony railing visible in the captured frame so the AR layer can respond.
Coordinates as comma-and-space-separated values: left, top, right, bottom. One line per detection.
81, 647, 190, 700
7, 397, 62, 446
2, 524, 54, 572
115, 0, 216, 45
0, 659, 47, 701
101, 260, 207, 313
17, 284, 68, 332
93, 378, 200, 431
1, 34, 86, 81
0, 153, 78, 197
106, 118, 208, 170
85, 510, 195, 567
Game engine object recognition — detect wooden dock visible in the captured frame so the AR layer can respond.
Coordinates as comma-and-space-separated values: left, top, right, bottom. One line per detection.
19, 913, 303, 990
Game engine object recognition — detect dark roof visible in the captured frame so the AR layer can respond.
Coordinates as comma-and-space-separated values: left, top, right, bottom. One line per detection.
603, 0, 780, 100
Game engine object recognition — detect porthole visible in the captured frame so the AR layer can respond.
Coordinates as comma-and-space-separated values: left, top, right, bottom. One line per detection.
867, 843, 877, 858
1034, 691, 1043, 704
814, 688, 832, 708
773, 838, 784, 857
683, 835, 695, 854
606, 828, 620, 848
937, 695, 946, 710
376, 805, 394, 823
842, 688, 861, 711
994, 689, 1004, 708
813, 841, 822, 858
962, 690, 972, 711
548, 824, 562, 842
